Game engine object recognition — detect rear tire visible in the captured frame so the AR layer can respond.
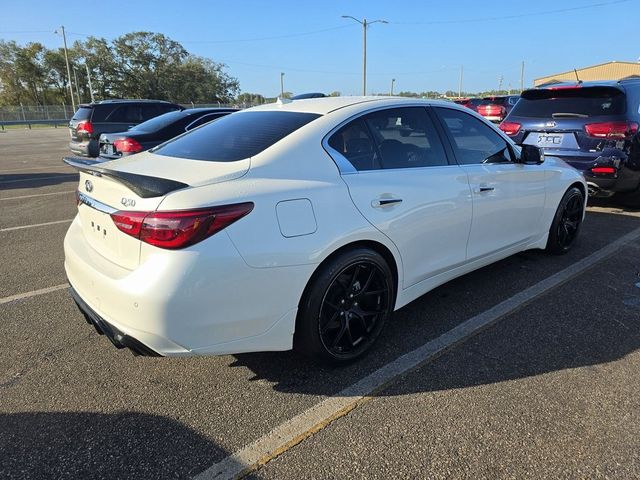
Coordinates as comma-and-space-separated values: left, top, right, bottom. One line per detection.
546, 186, 584, 255
294, 248, 395, 365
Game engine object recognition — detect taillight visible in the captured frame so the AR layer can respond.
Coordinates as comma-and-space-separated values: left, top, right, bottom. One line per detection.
584, 121, 638, 139
77, 120, 93, 135
110, 203, 254, 249
590, 166, 616, 175
113, 137, 143, 153
499, 121, 521, 136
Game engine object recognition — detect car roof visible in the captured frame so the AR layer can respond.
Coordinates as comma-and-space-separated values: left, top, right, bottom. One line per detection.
184, 107, 238, 114
245, 96, 458, 115
533, 80, 638, 90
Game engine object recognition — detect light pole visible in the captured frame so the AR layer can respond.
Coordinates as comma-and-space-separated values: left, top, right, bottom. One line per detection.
390, 78, 395, 96
342, 16, 388, 96
73, 67, 81, 105
54, 25, 75, 112
280, 72, 285, 98
85, 63, 95, 103
458, 65, 463, 98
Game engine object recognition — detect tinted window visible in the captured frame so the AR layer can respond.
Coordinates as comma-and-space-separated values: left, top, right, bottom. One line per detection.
508, 96, 520, 106
328, 119, 379, 170
141, 104, 161, 120
511, 87, 626, 118
72, 107, 92, 121
436, 108, 512, 165
154, 111, 320, 161
105, 105, 145, 123
132, 110, 189, 132
364, 107, 447, 169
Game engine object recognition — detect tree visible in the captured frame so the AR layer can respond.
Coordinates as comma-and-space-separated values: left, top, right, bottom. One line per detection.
236, 92, 266, 106
0, 32, 240, 106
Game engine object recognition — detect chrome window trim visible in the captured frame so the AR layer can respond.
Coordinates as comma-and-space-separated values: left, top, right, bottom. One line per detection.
77, 191, 118, 214
321, 102, 454, 174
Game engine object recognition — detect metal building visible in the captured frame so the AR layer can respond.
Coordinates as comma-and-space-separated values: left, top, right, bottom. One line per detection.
534, 61, 640, 87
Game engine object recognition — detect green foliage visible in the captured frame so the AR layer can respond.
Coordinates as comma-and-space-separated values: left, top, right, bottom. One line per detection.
0, 32, 240, 106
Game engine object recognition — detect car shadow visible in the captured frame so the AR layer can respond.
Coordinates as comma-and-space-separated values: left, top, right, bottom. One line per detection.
0, 172, 78, 191
230, 210, 640, 398
0, 411, 231, 479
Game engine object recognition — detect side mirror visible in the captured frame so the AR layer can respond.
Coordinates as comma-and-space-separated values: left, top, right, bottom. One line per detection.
518, 144, 544, 165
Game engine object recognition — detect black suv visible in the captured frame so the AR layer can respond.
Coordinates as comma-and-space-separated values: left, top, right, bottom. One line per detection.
68, 99, 183, 157
500, 80, 640, 205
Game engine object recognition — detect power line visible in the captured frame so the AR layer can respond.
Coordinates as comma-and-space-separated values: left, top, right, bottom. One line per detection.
178, 25, 354, 44
393, 0, 630, 25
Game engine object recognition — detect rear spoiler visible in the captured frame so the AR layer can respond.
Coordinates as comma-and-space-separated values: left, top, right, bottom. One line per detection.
63, 156, 189, 198
522, 85, 625, 100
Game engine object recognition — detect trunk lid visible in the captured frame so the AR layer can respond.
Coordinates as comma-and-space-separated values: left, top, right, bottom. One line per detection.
66, 152, 250, 269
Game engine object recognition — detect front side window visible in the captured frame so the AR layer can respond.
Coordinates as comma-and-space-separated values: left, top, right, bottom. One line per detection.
154, 111, 320, 161
435, 108, 512, 165
327, 107, 448, 171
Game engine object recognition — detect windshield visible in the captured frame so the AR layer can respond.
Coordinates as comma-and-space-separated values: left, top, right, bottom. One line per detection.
153, 111, 321, 161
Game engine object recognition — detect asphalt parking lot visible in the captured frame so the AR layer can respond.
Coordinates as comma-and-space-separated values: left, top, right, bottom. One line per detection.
1, 128, 639, 479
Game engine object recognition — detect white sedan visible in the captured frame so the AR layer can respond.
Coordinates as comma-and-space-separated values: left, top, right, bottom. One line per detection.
64, 96, 586, 363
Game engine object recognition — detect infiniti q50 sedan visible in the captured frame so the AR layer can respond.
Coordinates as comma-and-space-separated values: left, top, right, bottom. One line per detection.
63, 96, 587, 363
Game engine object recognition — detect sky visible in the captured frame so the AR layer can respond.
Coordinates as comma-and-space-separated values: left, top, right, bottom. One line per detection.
1, 0, 639, 97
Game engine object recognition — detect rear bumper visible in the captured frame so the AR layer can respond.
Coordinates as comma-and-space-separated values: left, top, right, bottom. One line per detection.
63, 215, 312, 356
545, 151, 640, 196
69, 287, 161, 356
69, 138, 98, 157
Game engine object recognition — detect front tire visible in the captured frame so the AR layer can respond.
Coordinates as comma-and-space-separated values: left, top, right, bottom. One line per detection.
294, 248, 395, 365
546, 186, 584, 255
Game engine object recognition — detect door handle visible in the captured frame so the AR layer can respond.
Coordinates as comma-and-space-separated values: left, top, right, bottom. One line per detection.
475, 184, 495, 193
372, 198, 403, 208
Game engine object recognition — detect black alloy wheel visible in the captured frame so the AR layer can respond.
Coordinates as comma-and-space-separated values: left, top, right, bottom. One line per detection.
547, 186, 584, 255
295, 248, 394, 364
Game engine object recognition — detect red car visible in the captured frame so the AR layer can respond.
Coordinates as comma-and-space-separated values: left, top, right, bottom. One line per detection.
453, 98, 483, 112
476, 95, 520, 123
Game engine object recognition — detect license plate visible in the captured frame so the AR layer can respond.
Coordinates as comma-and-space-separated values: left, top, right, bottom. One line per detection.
523, 132, 578, 149
102, 144, 115, 155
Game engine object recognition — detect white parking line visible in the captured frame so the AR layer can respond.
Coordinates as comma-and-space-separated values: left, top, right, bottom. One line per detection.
193, 225, 640, 480
0, 283, 69, 305
1, 219, 73, 232
0, 174, 77, 185
0, 190, 75, 201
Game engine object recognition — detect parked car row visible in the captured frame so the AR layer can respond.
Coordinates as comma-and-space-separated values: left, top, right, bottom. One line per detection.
69, 99, 238, 159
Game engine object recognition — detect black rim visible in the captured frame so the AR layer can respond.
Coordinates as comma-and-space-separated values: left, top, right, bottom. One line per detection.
318, 260, 391, 357
557, 194, 583, 248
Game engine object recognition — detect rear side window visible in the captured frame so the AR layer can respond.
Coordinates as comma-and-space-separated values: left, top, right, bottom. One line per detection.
154, 111, 320, 161
72, 107, 92, 121
105, 105, 145, 123
328, 119, 378, 170
511, 87, 626, 118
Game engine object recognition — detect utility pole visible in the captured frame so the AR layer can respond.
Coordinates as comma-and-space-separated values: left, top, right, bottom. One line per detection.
520, 60, 525, 92
342, 16, 388, 96
390, 78, 396, 96
85, 63, 95, 103
458, 65, 463, 98
498, 74, 504, 93
280, 72, 285, 98
73, 67, 81, 105
55, 26, 75, 112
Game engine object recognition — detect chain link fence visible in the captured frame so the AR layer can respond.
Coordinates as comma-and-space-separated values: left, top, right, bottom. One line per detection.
0, 102, 265, 125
